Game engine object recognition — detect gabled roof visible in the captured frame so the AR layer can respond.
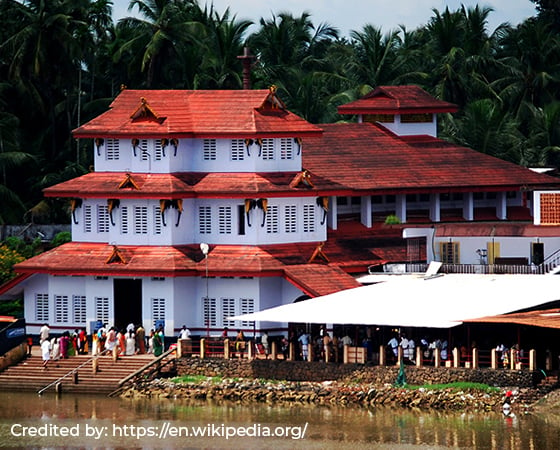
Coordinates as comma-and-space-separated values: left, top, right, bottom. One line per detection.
43, 171, 337, 199
337, 85, 458, 115
10, 240, 383, 297
73, 89, 322, 139
302, 123, 560, 193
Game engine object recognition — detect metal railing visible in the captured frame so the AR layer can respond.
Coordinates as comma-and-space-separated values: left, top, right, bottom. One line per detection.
37, 349, 110, 395
405, 263, 551, 275
108, 347, 175, 397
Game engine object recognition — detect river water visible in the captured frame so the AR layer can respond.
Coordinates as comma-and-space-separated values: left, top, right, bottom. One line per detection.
0, 391, 559, 449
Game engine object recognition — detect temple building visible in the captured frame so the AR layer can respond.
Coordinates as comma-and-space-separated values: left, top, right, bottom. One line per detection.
2, 85, 560, 337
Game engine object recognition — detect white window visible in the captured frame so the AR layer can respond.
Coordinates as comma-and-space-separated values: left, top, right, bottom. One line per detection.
303, 204, 315, 233
199, 206, 212, 234
154, 139, 164, 160
231, 139, 244, 161
54, 295, 69, 323
121, 206, 129, 234
95, 297, 109, 324
202, 297, 217, 327
139, 139, 149, 160
222, 298, 236, 328
218, 206, 232, 234
280, 138, 294, 160
83, 205, 92, 233
153, 205, 163, 234
151, 298, 166, 324
261, 139, 274, 160
284, 205, 297, 233
134, 205, 148, 234
105, 138, 119, 160
240, 298, 255, 327
203, 139, 217, 160
73, 295, 86, 324
35, 293, 49, 322
97, 205, 109, 233
266, 204, 279, 233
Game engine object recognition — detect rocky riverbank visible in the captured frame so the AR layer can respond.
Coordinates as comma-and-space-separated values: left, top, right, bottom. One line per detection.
120, 377, 541, 413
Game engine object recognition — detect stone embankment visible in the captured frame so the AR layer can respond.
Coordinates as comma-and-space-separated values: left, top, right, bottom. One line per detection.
120, 358, 549, 411
121, 378, 532, 412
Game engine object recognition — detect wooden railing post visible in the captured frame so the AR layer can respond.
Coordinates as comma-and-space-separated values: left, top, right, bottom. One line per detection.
491, 348, 498, 369
200, 338, 206, 359
378, 345, 386, 366
247, 341, 254, 359
472, 348, 479, 369
416, 346, 423, 367
271, 341, 277, 360
434, 348, 441, 367
453, 347, 460, 368
223, 339, 230, 359
529, 349, 537, 371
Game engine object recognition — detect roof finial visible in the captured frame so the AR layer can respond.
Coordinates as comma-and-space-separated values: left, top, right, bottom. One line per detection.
237, 47, 256, 90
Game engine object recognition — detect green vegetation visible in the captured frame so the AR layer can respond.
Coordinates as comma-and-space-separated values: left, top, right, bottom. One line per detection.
405, 382, 500, 393
384, 214, 402, 225
1, 1, 560, 225
171, 375, 223, 384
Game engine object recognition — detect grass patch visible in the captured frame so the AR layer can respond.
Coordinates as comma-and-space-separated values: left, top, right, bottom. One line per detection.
171, 375, 222, 384
406, 382, 499, 393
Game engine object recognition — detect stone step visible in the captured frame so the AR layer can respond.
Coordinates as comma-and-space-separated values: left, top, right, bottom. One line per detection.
0, 349, 169, 395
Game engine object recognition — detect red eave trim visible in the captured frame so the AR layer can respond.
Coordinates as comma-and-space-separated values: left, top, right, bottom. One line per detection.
16, 268, 285, 278
74, 130, 323, 139
338, 107, 458, 115
0, 273, 32, 295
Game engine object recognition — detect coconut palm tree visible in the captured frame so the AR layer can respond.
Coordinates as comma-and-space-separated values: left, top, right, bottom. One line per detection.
115, 0, 206, 88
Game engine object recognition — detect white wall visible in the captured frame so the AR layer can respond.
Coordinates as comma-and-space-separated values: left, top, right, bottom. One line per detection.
93, 138, 302, 174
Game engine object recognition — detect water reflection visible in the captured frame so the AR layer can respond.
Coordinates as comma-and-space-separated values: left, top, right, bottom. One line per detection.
0, 391, 558, 449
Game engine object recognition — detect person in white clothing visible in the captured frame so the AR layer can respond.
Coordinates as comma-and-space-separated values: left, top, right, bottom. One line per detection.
179, 325, 191, 340
41, 339, 51, 370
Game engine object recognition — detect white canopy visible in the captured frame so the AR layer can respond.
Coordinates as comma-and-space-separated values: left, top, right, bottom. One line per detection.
230, 274, 560, 328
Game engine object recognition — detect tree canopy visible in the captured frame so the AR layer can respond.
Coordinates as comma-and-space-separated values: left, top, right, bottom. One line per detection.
1, 0, 559, 224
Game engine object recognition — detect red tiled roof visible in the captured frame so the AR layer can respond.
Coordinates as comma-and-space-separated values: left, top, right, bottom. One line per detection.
43, 171, 332, 198
434, 223, 560, 238
73, 89, 322, 138
284, 265, 361, 297
338, 85, 458, 115
303, 123, 560, 193
12, 240, 388, 293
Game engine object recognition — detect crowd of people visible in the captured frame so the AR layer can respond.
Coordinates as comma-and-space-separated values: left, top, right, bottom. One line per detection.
38, 322, 173, 370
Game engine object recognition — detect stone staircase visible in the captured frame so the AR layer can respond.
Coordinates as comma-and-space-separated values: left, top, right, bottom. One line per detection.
0, 348, 161, 395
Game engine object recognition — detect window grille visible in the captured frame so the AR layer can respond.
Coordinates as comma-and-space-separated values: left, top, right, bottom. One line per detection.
218, 206, 232, 234
231, 139, 244, 161
279, 138, 293, 160
105, 138, 119, 160
120, 206, 129, 234
95, 297, 109, 324
222, 298, 236, 328
303, 204, 315, 233
266, 205, 279, 233
240, 298, 255, 327
84, 205, 92, 233
97, 205, 110, 233
151, 298, 166, 323
54, 295, 69, 323
139, 139, 149, 160
154, 139, 164, 160
203, 139, 217, 160
153, 205, 162, 234
35, 294, 49, 322
73, 295, 86, 324
284, 205, 297, 233
202, 297, 217, 327
261, 139, 275, 160
199, 206, 212, 234
134, 205, 148, 234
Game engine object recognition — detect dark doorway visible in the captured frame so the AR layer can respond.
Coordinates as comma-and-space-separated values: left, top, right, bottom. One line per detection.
113, 279, 142, 331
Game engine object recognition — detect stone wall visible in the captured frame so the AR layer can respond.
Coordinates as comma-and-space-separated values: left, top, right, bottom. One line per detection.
176, 357, 539, 388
